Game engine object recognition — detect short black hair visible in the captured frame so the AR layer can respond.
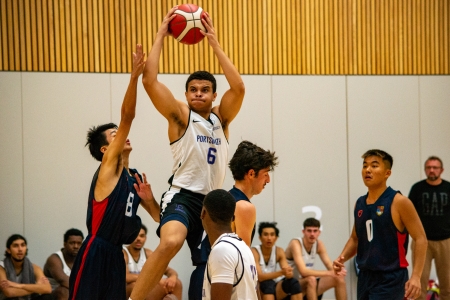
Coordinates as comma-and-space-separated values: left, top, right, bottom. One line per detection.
229, 141, 278, 180
5, 234, 27, 257
64, 228, 84, 243
86, 123, 118, 162
185, 71, 217, 93
257, 222, 280, 237
425, 156, 443, 168
362, 149, 393, 169
303, 218, 321, 229
203, 189, 236, 226
141, 224, 148, 235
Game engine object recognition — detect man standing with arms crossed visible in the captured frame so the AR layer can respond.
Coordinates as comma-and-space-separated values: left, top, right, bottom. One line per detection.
130, 6, 245, 300
333, 149, 428, 300
409, 156, 450, 300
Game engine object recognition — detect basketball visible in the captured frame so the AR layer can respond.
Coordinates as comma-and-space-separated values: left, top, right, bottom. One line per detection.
169, 4, 207, 45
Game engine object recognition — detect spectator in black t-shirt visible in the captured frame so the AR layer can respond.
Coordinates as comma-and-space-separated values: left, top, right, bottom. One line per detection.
409, 156, 450, 300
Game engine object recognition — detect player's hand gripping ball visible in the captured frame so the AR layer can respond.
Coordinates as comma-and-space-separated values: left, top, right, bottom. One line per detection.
168, 4, 207, 45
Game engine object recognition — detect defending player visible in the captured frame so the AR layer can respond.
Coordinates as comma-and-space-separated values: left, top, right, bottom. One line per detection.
333, 149, 427, 300
68, 45, 160, 300
130, 6, 245, 300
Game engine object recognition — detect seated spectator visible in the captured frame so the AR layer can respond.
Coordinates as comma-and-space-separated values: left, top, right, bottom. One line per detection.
123, 224, 182, 300
285, 218, 346, 300
252, 222, 303, 300
0, 234, 52, 299
43, 228, 84, 300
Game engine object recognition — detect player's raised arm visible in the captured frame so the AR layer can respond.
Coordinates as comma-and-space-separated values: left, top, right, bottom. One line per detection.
142, 6, 187, 126
201, 12, 245, 134
95, 44, 145, 200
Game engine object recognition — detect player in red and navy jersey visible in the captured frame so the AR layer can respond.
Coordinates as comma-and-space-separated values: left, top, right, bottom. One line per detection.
333, 149, 427, 300
68, 45, 160, 300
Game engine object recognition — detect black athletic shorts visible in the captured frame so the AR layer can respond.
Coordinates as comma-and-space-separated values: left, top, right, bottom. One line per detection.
157, 187, 206, 265
357, 268, 408, 300
260, 279, 278, 295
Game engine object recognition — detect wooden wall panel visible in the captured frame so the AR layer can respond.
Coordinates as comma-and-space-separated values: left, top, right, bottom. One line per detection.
0, 0, 449, 74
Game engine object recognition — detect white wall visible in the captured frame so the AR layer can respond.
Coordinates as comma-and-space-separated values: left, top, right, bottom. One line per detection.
0, 72, 449, 299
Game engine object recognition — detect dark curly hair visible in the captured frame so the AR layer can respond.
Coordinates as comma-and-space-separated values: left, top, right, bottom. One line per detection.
64, 228, 84, 243
229, 141, 278, 180
185, 71, 217, 93
257, 222, 280, 237
203, 189, 236, 226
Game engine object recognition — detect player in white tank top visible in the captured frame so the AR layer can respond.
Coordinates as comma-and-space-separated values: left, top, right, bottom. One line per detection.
129, 14, 246, 298
201, 190, 258, 300
122, 246, 146, 274
253, 245, 283, 282
285, 218, 347, 300
203, 233, 258, 300
286, 237, 317, 279
47, 250, 72, 290
56, 250, 71, 276
169, 110, 228, 196
252, 222, 303, 300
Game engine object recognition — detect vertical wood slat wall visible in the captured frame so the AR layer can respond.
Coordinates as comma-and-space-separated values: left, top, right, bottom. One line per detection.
0, 0, 449, 74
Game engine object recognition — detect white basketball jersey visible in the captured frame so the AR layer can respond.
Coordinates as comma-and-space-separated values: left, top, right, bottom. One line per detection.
253, 245, 283, 282
48, 250, 72, 290
56, 250, 71, 276
287, 238, 317, 279
170, 110, 228, 195
122, 246, 146, 274
203, 233, 258, 300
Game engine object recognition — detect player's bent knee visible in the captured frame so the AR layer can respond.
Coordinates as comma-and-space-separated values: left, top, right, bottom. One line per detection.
176, 278, 183, 289
331, 274, 346, 287
157, 238, 184, 257
282, 278, 302, 295
260, 280, 277, 295
304, 276, 317, 288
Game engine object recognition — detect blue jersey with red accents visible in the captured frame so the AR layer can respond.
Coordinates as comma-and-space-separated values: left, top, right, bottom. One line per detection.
354, 186, 409, 271
84, 166, 142, 245
69, 166, 142, 300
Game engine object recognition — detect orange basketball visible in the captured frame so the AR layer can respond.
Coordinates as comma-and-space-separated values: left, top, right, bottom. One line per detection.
168, 4, 207, 45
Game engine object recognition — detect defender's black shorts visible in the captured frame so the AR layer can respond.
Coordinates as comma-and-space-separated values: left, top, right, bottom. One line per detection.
357, 268, 408, 300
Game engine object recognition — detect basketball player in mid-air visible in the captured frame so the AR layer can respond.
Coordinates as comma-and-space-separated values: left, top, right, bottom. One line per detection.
69, 45, 160, 300
130, 6, 245, 300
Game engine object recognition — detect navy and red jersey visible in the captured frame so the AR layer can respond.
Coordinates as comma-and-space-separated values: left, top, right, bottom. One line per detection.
84, 166, 142, 245
354, 186, 409, 272
69, 166, 142, 300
